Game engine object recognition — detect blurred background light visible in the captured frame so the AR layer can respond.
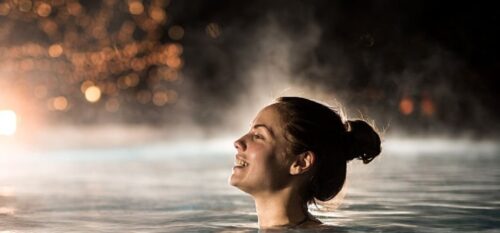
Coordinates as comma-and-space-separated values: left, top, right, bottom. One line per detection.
85, 86, 102, 103
0, 110, 17, 136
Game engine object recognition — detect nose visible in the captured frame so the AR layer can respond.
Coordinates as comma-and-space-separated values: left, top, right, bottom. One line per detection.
234, 135, 246, 151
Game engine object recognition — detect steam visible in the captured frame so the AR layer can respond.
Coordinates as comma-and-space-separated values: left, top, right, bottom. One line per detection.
203, 8, 499, 139
218, 16, 347, 136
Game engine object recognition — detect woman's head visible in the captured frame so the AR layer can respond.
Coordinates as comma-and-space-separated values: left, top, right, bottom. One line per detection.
230, 105, 293, 195
230, 96, 381, 203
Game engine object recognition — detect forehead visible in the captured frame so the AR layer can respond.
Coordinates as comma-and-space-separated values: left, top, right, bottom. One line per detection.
252, 105, 284, 131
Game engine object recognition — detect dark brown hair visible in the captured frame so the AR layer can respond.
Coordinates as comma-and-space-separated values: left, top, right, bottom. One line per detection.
274, 96, 381, 203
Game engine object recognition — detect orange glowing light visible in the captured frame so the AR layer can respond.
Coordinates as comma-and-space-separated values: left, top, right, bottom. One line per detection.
129, 2, 144, 15
80, 80, 94, 93
168, 25, 184, 40
125, 73, 140, 87
117, 74, 139, 89
166, 43, 183, 56
0, 3, 11, 16
85, 86, 102, 103
152, 91, 168, 106
36, 3, 52, 17
166, 56, 182, 69
67, 2, 83, 16
48, 44, 63, 57
0, 110, 16, 136
149, 7, 167, 23
90, 52, 105, 65
124, 43, 139, 57
53, 96, 68, 111
421, 98, 436, 117
399, 97, 414, 115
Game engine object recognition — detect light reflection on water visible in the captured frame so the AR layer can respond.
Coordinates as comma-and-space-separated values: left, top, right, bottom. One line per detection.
0, 139, 499, 232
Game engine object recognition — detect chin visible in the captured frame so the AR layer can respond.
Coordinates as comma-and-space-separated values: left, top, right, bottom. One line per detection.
229, 175, 251, 194
229, 174, 243, 187
229, 173, 238, 186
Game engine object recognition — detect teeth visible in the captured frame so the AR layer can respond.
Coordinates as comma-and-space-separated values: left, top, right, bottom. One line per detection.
235, 159, 248, 167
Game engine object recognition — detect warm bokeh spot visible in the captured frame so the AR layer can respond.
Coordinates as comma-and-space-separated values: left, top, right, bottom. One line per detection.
421, 97, 436, 117
85, 86, 102, 103
399, 97, 414, 115
48, 44, 63, 58
0, 110, 17, 136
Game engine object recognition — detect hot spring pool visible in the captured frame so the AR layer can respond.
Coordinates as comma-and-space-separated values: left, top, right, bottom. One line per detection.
1, 138, 499, 232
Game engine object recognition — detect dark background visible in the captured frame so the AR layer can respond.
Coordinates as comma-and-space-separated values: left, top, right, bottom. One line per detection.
173, 0, 499, 136
0, 0, 498, 137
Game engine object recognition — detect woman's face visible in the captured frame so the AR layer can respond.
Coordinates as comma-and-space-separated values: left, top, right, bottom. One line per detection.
229, 105, 293, 195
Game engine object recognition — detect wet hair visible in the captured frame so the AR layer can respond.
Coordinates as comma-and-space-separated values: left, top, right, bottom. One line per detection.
273, 96, 381, 203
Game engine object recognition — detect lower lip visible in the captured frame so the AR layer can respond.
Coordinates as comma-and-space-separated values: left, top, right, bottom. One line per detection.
232, 165, 246, 170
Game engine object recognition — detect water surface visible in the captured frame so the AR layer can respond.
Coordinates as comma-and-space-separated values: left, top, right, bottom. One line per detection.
1, 139, 499, 232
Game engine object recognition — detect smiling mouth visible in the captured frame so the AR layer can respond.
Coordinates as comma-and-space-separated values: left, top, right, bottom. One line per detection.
234, 158, 248, 168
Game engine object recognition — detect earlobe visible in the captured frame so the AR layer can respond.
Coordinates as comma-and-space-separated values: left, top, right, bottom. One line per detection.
289, 151, 315, 175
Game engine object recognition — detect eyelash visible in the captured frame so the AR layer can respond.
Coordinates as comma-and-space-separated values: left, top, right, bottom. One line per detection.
252, 133, 264, 140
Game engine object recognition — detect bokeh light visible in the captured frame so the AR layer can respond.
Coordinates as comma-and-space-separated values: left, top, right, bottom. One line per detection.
152, 91, 168, 106
48, 44, 63, 58
85, 86, 102, 103
36, 2, 52, 17
0, 3, 11, 16
80, 81, 95, 94
149, 7, 167, 23
168, 25, 185, 40
66, 2, 82, 16
129, 1, 144, 15
0, 0, 184, 127
399, 97, 414, 115
206, 23, 221, 38
421, 97, 436, 117
52, 96, 69, 111
0, 110, 17, 136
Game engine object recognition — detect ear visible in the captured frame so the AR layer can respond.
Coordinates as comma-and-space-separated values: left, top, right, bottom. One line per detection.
289, 151, 315, 175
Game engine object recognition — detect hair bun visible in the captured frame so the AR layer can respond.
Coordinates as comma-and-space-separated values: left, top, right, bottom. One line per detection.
345, 120, 381, 164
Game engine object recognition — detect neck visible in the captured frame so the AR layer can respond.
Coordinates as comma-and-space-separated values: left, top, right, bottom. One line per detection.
253, 187, 309, 228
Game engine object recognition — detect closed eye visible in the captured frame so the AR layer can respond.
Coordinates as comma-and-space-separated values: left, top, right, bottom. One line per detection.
252, 133, 264, 140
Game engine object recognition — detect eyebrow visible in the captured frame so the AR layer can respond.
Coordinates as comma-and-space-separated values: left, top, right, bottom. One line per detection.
253, 124, 275, 138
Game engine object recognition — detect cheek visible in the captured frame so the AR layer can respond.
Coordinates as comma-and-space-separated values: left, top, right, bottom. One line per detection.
248, 142, 287, 167
248, 143, 275, 166
250, 154, 275, 175
248, 145, 289, 184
